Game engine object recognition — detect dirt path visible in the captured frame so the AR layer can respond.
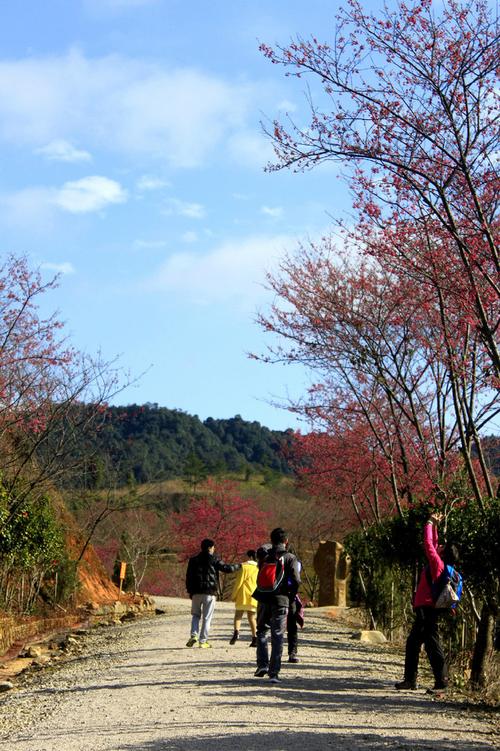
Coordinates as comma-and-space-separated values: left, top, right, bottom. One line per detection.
0, 597, 497, 751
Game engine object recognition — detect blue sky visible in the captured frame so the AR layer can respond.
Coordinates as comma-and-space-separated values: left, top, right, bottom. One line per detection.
0, 0, 356, 431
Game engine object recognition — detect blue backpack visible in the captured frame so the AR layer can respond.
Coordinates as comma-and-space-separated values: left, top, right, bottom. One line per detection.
427, 564, 463, 609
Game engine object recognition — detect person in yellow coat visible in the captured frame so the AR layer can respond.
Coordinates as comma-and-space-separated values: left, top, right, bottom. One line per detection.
229, 550, 258, 647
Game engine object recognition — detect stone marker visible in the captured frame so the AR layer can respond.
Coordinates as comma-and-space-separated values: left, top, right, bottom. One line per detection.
313, 540, 350, 607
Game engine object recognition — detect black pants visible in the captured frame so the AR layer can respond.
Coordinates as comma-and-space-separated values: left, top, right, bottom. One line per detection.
256, 600, 288, 677
404, 607, 447, 685
287, 598, 298, 656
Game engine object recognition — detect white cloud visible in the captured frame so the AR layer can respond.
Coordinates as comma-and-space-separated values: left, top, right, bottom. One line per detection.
227, 129, 275, 169
35, 139, 92, 163
54, 176, 127, 213
149, 234, 293, 308
40, 261, 75, 275
277, 99, 297, 113
181, 231, 198, 243
134, 239, 167, 249
0, 176, 127, 227
261, 205, 283, 218
0, 49, 254, 168
163, 198, 206, 219
136, 174, 170, 191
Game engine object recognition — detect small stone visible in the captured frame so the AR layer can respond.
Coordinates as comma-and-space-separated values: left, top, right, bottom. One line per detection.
351, 630, 387, 644
0, 681, 14, 693
33, 656, 51, 666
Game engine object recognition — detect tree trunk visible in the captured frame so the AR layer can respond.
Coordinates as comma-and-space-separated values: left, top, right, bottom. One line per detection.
470, 603, 495, 687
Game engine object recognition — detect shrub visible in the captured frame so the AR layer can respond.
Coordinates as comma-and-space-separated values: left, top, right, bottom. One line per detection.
0, 486, 66, 613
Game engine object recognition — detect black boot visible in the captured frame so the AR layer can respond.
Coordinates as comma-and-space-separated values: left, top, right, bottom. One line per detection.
229, 630, 239, 644
249, 636, 257, 648
395, 679, 417, 690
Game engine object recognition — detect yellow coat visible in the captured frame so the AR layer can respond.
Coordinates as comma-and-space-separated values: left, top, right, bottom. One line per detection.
231, 560, 258, 611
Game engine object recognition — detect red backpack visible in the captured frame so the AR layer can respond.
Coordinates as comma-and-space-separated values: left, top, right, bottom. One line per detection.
256, 553, 285, 594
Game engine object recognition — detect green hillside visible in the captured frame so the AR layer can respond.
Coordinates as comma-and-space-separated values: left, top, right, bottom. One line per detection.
70, 404, 294, 488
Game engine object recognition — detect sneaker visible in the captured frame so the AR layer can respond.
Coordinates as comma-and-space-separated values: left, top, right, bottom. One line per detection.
199, 641, 212, 649
186, 636, 198, 647
395, 680, 417, 690
269, 674, 282, 684
288, 654, 299, 663
249, 637, 257, 648
229, 630, 239, 645
254, 667, 268, 677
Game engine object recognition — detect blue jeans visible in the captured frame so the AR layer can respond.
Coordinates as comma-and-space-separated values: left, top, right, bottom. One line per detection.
256, 600, 288, 677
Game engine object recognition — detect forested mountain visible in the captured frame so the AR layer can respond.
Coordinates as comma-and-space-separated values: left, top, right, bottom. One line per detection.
74, 404, 294, 487
63, 402, 500, 491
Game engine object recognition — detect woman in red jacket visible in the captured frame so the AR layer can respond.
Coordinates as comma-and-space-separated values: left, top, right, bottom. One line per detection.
395, 511, 458, 692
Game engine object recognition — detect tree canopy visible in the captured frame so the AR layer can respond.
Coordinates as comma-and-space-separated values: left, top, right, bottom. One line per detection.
65, 404, 294, 487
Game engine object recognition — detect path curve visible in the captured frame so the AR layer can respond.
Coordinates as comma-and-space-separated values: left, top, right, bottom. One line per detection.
0, 597, 497, 750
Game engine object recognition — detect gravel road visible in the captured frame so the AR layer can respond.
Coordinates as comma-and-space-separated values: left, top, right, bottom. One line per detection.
0, 597, 497, 751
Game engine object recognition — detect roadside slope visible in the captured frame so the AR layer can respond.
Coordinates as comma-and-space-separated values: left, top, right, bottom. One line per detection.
0, 598, 497, 751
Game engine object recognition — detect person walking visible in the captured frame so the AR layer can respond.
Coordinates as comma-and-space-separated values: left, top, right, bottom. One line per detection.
229, 549, 258, 646
285, 545, 303, 663
256, 543, 304, 663
185, 538, 241, 648
287, 592, 305, 663
395, 511, 459, 692
253, 528, 301, 684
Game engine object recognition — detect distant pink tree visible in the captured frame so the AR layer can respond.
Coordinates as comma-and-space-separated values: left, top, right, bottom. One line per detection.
173, 478, 271, 563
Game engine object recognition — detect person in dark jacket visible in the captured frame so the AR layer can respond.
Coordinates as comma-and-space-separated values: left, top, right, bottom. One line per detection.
286, 545, 303, 663
253, 528, 301, 683
185, 538, 241, 648
395, 511, 459, 692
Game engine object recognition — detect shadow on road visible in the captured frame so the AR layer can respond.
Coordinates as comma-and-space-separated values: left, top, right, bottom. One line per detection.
111, 726, 493, 751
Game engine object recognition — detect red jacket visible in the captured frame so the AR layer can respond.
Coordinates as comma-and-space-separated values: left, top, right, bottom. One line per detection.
413, 522, 445, 608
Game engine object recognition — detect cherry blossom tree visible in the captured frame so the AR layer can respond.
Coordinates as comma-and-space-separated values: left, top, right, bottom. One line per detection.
261, 0, 499, 378
259, 241, 495, 504
0, 254, 124, 521
259, 0, 499, 685
173, 478, 270, 564
0, 254, 132, 614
